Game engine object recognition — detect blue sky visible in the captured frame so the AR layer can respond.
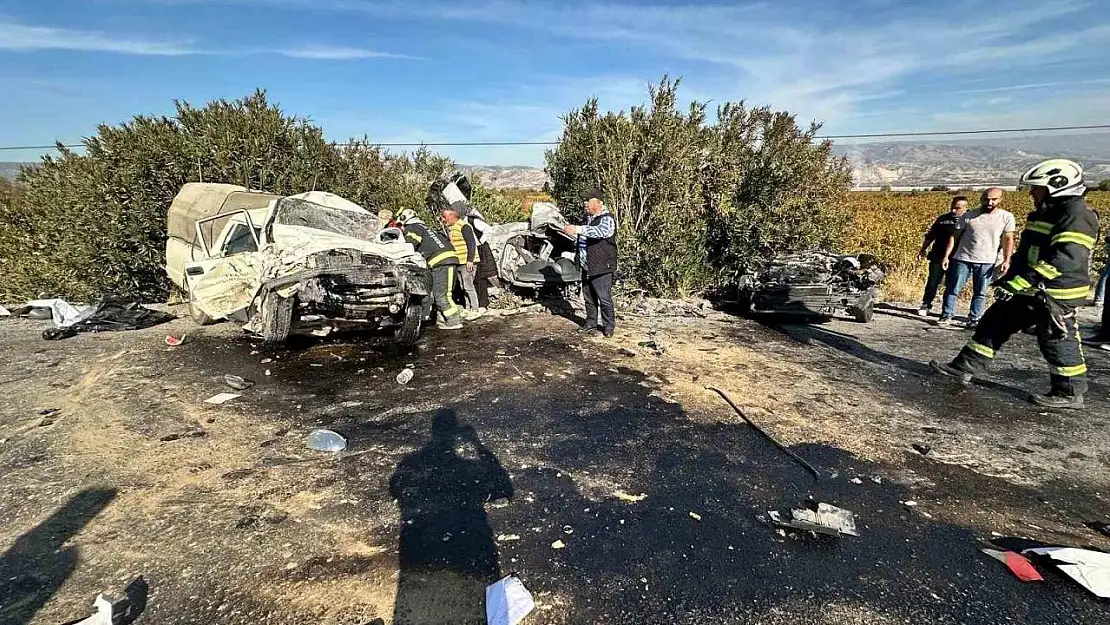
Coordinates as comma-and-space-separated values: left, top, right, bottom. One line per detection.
1, 0, 1109, 166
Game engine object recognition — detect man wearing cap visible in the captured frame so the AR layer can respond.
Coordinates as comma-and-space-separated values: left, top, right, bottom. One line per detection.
562, 188, 618, 337
398, 208, 463, 330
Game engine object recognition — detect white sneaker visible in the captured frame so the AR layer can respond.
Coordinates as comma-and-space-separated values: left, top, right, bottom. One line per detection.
916, 307, 929, 317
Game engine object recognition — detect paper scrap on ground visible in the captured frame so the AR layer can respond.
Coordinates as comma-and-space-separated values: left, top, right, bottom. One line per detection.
204, 392, 241, 405
613, 491, 648, 503
1024, 547, 1110, 598
981, 549, 1044, 582
486, 575, 535, 625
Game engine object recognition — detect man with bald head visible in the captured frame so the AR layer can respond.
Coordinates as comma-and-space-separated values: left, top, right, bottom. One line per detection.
937, 187, 1016, 329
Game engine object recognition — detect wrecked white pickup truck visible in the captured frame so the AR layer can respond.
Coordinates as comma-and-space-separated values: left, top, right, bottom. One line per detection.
165, 183, 430, 343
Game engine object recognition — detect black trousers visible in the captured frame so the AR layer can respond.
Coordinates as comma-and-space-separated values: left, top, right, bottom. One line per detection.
921, 258, 946, 308
582, 271, 615, 333
950, 296, 1087, 396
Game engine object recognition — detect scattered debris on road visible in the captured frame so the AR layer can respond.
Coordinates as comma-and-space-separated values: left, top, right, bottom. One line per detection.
223, 374, 255, 391
707, 386, 820, 480
912, 443, 932, 456
689, 512, 703, 521
0, 304, 10, 317
204, 392, 242, 405
613, 491, 648, 503
165, 334, 187, 346
396, 367, 414, 384
486, 574, 536, 625
71, 576, 147, 625
1085, 522, 1110, 539
981, 548, 1044, 582
159, 430, 208, 442
551, 540, 565, 549
306, 429, 347, 452
40, 296, 175, 340
1023, 546, 1110, 598
767, 501, 859, 537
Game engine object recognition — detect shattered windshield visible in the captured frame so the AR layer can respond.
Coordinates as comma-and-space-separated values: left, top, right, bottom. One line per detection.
271, 197, 382, 240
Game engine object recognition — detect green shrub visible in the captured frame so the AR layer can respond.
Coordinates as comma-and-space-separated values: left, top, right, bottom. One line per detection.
545, 76, 852, 296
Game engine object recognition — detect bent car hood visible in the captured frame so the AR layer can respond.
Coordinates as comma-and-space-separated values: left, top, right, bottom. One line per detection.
191, 225, 424, 320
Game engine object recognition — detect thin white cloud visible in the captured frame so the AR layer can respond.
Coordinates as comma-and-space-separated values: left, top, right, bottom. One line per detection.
276, 45, 420, 60
0, 20, 197, 55
0, 20, 417, 60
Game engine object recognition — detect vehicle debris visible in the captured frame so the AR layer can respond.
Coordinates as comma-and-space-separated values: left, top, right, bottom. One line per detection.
981, 548, 1044, 582
767, 501, 859, 537
23, 298, 89, 327
396, 367, 414, 385
733, 251, 884, 323
40, 296, 175, 340
689, 512, 703, 521
165, 334, 187, 346
912, 443, 933, 456
613, 491, 648, 503
0, 304, 10, 317
707, 386, 820, 480
486, 574, 536, 625
306, 429, 348, 452
204, 392, 241, 405
1085, 522, 1110, 539
71, 576, 147, 625
497, 534, 522, 542
159, 430, 208, 442
1023, 546, 1110, 598
223, 374, 254, 390
551, 540, 566, 549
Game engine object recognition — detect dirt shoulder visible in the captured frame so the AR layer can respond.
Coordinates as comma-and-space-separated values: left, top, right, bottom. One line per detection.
1, 302, 1108, 625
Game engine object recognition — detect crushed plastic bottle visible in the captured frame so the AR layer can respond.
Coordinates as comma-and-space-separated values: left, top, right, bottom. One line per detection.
396, 367, 414, 385
306, 429, 347, 452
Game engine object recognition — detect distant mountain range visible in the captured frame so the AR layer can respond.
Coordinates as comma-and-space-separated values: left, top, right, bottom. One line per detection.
835, 133, 1110, 188
6, 133, 1109, 190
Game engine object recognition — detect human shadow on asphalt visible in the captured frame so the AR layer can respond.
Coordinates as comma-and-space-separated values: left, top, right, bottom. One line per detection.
760, 320, 1036, 402
0, 488, 117, 625
389, 409, 513, 625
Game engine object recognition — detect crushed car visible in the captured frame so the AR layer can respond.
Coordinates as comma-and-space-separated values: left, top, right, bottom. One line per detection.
427, 173, 581, 292
735, 251, 884, 323
165, 182, 430, 344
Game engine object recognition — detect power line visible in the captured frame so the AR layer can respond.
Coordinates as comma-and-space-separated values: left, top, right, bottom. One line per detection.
2, 123, 1109, 152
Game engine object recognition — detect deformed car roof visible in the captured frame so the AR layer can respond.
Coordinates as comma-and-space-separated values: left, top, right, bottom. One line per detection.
167, 182, 282, 242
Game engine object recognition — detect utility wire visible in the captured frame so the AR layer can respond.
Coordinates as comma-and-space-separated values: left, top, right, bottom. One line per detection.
2, 123, 1109, 152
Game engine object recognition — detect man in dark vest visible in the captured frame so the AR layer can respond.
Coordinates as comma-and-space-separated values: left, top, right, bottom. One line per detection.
563, 188, 618, 337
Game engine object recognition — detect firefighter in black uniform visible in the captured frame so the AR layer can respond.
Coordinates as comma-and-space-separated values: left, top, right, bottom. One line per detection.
931, 159, 1098, 409
398, 208, 463, 330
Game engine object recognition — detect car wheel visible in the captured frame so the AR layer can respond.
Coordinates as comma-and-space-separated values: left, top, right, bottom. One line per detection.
187, 290, 216, 326
260, 293, 295, 344
849, 300, 875, 323
395, 298, 424, 344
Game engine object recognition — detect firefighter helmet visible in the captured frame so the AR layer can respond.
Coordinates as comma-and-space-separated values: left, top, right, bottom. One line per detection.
1020, 159, 1084, 196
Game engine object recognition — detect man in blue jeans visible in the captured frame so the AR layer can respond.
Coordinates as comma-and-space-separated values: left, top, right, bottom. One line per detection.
937, 188, 1016, 329
917, 195, 968, 317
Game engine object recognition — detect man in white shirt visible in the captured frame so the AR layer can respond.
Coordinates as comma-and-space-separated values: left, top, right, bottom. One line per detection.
937, 187, 1016, 329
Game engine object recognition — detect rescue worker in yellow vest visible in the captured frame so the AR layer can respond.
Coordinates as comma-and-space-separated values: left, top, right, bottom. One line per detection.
442, 201, 482, 320
931, 159, 1099, 409
398, 208, 463, 330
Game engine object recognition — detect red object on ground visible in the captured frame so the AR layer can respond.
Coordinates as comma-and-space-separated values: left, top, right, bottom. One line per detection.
165, 334, 186, 347
983, 549, 1044, 582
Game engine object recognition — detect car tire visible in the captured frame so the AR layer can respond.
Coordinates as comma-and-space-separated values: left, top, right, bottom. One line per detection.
395, 298, 424, 345
260, 293, 294, 344
849, 300, 875, 323
187, 290, 216, 326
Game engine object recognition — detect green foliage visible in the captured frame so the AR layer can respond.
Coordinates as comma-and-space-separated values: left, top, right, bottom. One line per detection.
545, 76, 852, 296
0, 90, 469, 302
1097, 178, 1110, 192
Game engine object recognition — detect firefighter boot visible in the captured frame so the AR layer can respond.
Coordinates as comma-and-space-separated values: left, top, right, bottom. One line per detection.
1029, 392, 1084, 410
929, 360, 973, 384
